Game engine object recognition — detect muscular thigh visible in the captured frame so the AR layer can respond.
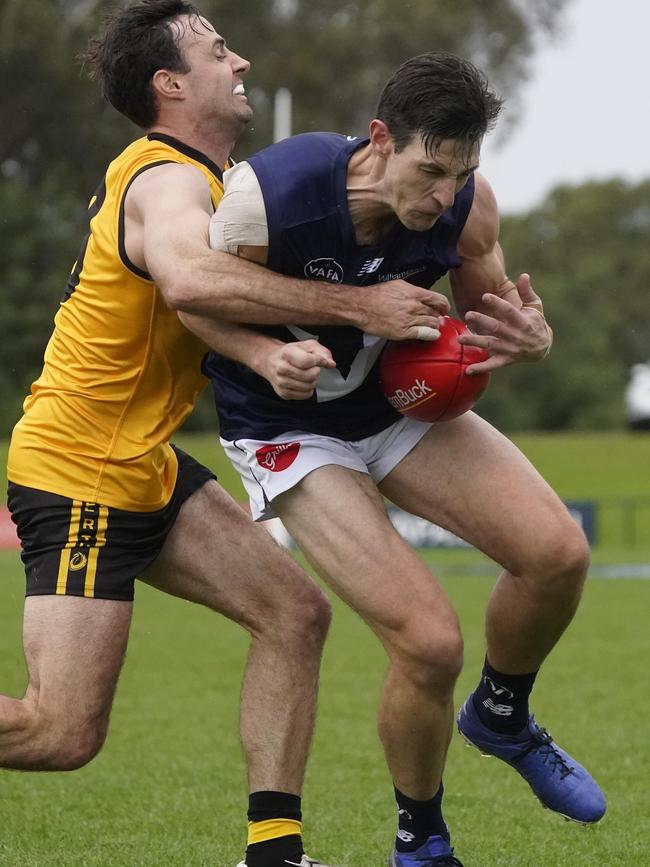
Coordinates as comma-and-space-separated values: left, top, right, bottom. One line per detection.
141, 479, 320, 630
22, 595, 132, 724
379, 412, 574, 572
273, 465, 457, 638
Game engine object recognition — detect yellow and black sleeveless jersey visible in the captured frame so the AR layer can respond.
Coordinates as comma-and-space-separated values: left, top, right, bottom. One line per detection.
8, 134, 225, 511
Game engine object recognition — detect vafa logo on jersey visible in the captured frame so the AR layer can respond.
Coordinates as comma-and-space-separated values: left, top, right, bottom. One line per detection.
304, 258, 344, 283
303, 256, 388, 282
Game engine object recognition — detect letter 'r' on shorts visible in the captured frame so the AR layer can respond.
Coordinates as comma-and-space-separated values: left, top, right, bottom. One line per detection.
221, 415, 432, 521
7, 446, 215, 601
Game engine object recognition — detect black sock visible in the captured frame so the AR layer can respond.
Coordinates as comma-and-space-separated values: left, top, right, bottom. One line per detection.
245, 791, 303, 867
394, 784, 449, 853
472, 657, 538, 734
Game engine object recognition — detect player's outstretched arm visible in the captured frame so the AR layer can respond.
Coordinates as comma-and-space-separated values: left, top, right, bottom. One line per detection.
127, 163, 443, 341
449, 173, 553, 374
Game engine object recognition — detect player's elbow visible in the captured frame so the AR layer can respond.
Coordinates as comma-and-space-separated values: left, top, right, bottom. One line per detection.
157, 269, 199, 312
156, 251, 234, 313
162, 284, 193, 311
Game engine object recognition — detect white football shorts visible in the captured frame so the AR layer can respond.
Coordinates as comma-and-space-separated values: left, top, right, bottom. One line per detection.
221, 416, 432, 520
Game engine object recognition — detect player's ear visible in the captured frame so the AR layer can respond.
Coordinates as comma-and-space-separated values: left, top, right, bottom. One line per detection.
152, 68, 184, 101
369, 119, 394, 157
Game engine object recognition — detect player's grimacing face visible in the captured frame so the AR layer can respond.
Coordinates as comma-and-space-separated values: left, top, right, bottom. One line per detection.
173, 16, 252, 127
387, 136, 480, 231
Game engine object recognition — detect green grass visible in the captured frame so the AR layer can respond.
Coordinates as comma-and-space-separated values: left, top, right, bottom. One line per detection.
508, 431, 650, 499
0, 549, 648, 865
1, 430, 649, 864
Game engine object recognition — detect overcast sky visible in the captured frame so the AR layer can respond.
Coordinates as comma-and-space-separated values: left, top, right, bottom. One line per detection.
480, 0, 649, 214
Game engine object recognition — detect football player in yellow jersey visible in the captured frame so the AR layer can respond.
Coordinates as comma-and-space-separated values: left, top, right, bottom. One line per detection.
3, 3, 447, 867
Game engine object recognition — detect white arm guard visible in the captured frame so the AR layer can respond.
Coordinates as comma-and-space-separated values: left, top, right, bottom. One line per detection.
209, 162, 269, 252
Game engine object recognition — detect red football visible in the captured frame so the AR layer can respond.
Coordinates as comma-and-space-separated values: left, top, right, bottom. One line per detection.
379, 316, 490, 423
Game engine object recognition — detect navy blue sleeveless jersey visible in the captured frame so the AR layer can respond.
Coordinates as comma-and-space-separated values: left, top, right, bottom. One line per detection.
203, 132, 475, 441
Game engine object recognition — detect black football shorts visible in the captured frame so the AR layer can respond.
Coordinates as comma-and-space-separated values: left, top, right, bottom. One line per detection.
6, 446, 215, 601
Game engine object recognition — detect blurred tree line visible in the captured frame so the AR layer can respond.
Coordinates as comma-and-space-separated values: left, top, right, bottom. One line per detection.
1, 0, 647, 436
479, 181, 650, 429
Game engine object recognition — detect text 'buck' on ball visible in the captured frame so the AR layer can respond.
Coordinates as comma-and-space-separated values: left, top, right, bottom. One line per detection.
379, 316, 490, 423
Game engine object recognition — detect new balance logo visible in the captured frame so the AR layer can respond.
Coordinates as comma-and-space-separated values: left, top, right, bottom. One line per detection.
357, 257, 384, 276
483, 676, 514, 716
483, 697, 514, 716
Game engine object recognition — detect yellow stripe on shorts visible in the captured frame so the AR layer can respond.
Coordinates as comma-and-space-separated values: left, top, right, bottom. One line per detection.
84, 504, 109, 598
247, 818, 302, 845
56, 500, 82, 594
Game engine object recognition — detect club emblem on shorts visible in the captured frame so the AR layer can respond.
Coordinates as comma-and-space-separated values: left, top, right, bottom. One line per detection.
304, 257, 344, 283
256, 442, 301, 472
69, 551, 88, 571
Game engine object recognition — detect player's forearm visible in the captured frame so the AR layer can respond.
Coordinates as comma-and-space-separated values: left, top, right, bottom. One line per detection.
169, 251, 368, 328
450, 262, 517, 320
178, 311, 283, 375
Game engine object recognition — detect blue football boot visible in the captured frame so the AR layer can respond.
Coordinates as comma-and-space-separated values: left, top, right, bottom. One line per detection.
388, 835, 463, 866
457, 695, 606, 824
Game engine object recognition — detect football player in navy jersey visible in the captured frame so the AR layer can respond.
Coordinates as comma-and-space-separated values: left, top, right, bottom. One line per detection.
182, 53, 605, 866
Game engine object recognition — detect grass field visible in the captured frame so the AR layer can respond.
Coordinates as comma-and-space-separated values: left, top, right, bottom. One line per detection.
1, 431, 649, 865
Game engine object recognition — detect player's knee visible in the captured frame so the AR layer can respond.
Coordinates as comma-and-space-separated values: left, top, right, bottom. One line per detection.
515, 517, 590, 607
61, 726, 107, 770
563, 528, 590, 583
531, 521, 590, 595
255, 571, 332, 658
283, 583, 332, 652
3, 708, 108, 771
390, 621, 464, 694
44, 740, 103, 771
40, 717, 108, 771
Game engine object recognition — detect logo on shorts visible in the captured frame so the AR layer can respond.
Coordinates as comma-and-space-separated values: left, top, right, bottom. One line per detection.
256, 442, 301, 472
304, 257, 344, 283
69, 551, 88, 571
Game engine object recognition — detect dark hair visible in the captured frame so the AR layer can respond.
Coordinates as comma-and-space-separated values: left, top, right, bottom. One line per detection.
376, 52, 503, 155
80, 0, 202, 129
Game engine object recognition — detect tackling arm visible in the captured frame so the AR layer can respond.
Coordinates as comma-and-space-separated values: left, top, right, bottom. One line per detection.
125, 162, 444, 341
178, 310, 336, 400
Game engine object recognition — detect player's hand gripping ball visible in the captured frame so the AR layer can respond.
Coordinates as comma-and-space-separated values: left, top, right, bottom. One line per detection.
379, 316, 490, 422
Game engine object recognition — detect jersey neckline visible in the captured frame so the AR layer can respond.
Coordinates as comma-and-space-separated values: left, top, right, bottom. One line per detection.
147, 132, 225, 181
